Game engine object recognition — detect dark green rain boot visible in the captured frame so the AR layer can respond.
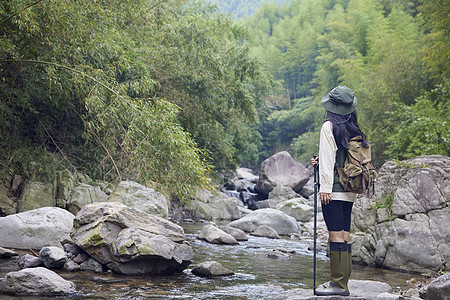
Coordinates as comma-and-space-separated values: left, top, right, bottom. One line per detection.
315, 241, 350, 296
347, 243, 352, 281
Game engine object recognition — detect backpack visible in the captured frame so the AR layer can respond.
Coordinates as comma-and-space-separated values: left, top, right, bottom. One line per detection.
336, 136, 377, 196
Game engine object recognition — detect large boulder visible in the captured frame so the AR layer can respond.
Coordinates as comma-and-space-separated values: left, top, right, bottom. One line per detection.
275, 198, 314, 222
197, 224, 238, 245
108, 181, 168, 219
66, 183, 109, 215
18, 180, 56, 212
187, 189, 241, 221
227, 208, 300, 235
255, 184, 300, 209
424, 273, 450, 300
56, 169, 76, 202
251, 225, 280, 239
70, 202, 192, 275
236, 168, 259, 183
0, 207, 74, 249
0, 267, 76, 296
191, 261, 234, 277
352, 155, 450, 273
255, 151, 310, 195
219, 225, 248, 241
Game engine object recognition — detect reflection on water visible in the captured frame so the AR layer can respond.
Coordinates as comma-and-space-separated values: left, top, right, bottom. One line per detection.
0, 222, 418, 299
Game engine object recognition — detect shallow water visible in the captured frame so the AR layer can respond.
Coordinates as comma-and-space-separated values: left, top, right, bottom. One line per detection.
0, 222, 418, 299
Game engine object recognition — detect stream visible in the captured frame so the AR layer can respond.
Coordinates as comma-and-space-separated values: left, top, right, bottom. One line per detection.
0, 221, 417, 299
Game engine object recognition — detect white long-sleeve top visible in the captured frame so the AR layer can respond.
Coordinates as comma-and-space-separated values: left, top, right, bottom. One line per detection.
318, 121, 356, 202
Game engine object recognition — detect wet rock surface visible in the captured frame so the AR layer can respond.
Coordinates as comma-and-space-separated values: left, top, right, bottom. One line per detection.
0, 207, 74, 249
70, 202, 193, 275
191, 261, 234, 277
0, 267, 75, 296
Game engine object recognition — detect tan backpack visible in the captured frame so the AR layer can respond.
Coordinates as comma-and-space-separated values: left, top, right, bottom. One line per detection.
336, 136, 377, 196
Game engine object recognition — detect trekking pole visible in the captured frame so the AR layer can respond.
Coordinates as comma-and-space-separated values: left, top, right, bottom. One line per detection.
313, 155, 318, 295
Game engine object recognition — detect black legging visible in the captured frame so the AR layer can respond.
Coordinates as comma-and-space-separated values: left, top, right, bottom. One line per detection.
321, 200, 353, 232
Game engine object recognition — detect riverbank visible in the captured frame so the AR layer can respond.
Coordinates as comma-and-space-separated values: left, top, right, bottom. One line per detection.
0, 222, 430, 299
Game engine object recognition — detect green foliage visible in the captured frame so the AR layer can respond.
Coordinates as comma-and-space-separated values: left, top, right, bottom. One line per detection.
419, 0, 450, 81
371, 193, 394, 220
393, 159, 430, 169
243, 0, 447, 167
141, 4, 271, 170
385, 80, 450, 160
208, 0, 290, 19
0, 0, 270, 201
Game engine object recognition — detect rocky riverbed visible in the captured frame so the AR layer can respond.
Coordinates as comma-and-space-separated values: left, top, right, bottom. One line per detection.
0, 154, 448, 299
0, 221, 438, 299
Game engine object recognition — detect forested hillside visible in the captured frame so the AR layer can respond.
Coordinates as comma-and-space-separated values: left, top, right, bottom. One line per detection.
0, 0, 270, 201
208, 0, 290, 19
244, 0, 449, 166
0, 0, 448, 202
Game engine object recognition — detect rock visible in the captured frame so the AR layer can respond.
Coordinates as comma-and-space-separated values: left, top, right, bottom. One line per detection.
301, 214, 328, 241
18, 179, 56, 212
70, 202, 192, 275
251, 225, 280, 239
0, 185, 17, 216
275, 280, 392, 299
352, 155, 450, 273
11, 175, 24, 194
56, 169, 76, 201
18, 254, 43, 268
228, 208, 300, 235
0, 207, 74, 249
307, 242, 328, 252
402, 288, 420, 298
375, 293, 404, 299
0, 247, 18, 258
191, 261, 234, 277
108, 181, 168, 218
67, 183, 108, 215
238, 205, 253, 217
39, 246, 68, 269
80, 258, 103, 273
274, 247, 296, 254
255, 185, 301, 209
73, 253, 89, 264
63, 260, 80, 272
0, 267, 75, 295
63, 244, 83, 257
236, 168, 259, 182
267, 250, 290, 259
255, 151, 310, 195
187, 189, 241, 221
219, 225, 248, 241
425, 273, 450, 300
197, 224, 238, 245
275, 198, 314, 222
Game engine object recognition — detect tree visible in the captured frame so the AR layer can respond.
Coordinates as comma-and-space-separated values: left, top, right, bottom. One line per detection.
385, 80, 450, 159
0, 0, 270, 200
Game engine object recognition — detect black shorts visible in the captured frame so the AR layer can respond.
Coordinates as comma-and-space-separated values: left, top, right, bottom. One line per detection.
321, 200, 353, 232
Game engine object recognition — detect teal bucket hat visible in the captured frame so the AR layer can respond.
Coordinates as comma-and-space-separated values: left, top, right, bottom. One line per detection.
321, 85, 357, 115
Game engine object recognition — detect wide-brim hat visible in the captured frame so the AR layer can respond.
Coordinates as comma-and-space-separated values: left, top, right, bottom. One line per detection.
321, 85, 357, 115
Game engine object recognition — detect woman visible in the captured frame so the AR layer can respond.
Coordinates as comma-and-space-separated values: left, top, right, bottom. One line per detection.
311, 85, 369, 296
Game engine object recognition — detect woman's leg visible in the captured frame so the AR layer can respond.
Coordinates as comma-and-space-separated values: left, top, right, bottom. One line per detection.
316, 200, 352, 296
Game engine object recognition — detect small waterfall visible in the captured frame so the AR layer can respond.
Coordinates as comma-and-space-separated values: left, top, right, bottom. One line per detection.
225, 188, 259, 209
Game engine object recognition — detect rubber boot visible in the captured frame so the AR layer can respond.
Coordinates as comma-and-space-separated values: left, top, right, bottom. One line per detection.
315, 241, 350, 296
347, 243, 352, 281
